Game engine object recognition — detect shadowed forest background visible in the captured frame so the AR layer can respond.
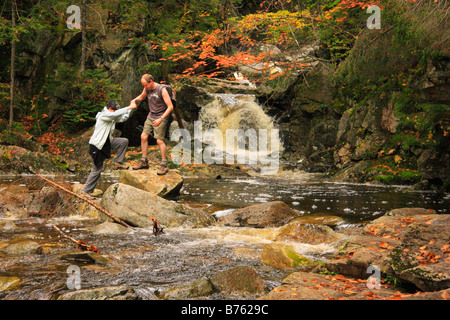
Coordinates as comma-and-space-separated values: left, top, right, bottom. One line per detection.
0, 0, 448, 189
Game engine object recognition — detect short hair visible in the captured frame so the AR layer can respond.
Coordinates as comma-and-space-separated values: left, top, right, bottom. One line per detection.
107, 100, 120, 110
141, 74, 154, 83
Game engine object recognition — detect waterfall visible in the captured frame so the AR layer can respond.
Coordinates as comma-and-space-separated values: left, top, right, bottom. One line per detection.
195, 93, 283, 174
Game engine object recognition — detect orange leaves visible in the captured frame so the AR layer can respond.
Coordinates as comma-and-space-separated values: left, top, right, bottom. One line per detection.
366, 225, 378, 236
77, 240, 100, 254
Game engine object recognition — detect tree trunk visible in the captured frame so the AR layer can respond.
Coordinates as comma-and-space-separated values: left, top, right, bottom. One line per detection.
9, 0, 16, 131
80, 0, 86, 74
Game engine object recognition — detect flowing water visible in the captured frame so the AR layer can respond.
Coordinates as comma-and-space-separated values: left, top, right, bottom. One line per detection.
1, 172, 448, 300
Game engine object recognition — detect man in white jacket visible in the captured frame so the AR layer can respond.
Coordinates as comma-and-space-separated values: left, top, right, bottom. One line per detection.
80, 101, 136, 200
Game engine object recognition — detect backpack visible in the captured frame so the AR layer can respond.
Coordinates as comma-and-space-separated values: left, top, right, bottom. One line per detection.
158, 83, 177, 108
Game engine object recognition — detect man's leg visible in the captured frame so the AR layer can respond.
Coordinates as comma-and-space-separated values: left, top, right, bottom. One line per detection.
132, 132, 150, 170
154, 118, 170, 175
157, 138, 167, 162
141, 132, 149, 160
156, 138, 168, 175
111, 137, 130, 169
82, 162, 103, 196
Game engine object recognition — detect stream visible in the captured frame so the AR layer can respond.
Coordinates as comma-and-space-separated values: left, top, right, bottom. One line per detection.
1, 171, 448, 300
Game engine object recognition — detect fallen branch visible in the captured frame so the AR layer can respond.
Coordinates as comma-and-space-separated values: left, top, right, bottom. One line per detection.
35, 174, 131, 228
52, 224, 100, 254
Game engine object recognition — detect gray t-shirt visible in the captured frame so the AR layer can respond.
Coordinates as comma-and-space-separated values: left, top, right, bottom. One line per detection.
146, 84, 167, 119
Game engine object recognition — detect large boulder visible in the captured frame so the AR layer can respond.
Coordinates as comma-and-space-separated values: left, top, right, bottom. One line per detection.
209, 266, 268, 294
158, 277, 215, 300
2, 241, 42, 256
100, 183, 215, 228
261, 243, 317, 270
217, 201, 298, 228
119, 169, 184, 198
0, 276, 22, 292
326, 208, 450, 292
274, 219, 345, 244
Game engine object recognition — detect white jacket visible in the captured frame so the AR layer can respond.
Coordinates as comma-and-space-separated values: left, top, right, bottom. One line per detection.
89, 107, 133, 150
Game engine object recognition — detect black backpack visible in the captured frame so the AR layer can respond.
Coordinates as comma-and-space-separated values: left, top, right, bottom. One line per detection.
158, 83, 177, 108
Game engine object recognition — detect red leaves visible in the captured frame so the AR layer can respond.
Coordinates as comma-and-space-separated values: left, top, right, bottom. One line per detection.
77, 240, 101, 254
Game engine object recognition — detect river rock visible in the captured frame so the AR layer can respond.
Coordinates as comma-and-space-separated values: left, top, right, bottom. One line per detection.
57, 285, 140, 300
261, 243, 317, 270
389, 219, 450, 292
259, 271, 397, 300
90, 221, 128, 235
72, 184, 103, 197
3, 240, 43, 256
217, 201, 298, 228
159, 277, 215, 299
0, 276, 22, 292
326, 208, 450, 292
209, 266, 268, 294
119, 169, 184, 198
274, 220, 345, 244
0, 219, 19, 231
100, 183, 215, 228
60, 251, 110, 265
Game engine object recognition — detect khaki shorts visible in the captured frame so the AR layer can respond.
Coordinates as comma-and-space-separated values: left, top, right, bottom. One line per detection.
143, 117, 169, 141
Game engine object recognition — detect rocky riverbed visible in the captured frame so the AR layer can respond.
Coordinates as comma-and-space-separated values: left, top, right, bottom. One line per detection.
0, 169, 449, 300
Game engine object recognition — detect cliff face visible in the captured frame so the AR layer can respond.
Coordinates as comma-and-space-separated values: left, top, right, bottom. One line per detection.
266, 24, 449, 190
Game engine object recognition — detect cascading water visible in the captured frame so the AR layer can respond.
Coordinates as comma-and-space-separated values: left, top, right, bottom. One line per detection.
196, 93, 283, 175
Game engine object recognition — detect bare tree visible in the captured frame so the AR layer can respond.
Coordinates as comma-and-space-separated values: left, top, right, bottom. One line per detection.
9, 0, 16, 130
80, 0, 86, 74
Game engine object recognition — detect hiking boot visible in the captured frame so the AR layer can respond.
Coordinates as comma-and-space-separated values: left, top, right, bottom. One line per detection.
132, 159, 149, 170
80, 191, 95, 200
157, 163, 169, 175
113, 162, 130, 170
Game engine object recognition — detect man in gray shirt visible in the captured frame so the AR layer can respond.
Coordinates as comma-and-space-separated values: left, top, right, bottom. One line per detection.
129, 74, 174, 175
80, 101, 136, 200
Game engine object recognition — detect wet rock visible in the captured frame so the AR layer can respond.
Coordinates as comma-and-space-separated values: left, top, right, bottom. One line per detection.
3, 240, 43, 256
326, 208, 450, 292
209, 266, 268, 294
159, 277, 215, 299
59, 252, 110, 265
90, 222, 128, 235
287, 214, 345, 227
259, 271, 396, 300
119, 169, 184, 198
217, 201, 298, 228
274, 220, 345, 244
326, 235, 398, 279
0, 219, 19, 231
57, 285, 140, 300
72, 184, 103, 197
73, 201, 101, 220
261, 243, 317, 270
0, 276, 22, 292
389, 220, 450, 292
100, 183, 215, 228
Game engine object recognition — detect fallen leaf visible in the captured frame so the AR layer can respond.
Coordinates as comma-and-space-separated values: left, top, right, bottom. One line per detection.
442, 291, 450, 300
344, 290, 356, 295
403, 248, 410, 253
380, 242, 389, 249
